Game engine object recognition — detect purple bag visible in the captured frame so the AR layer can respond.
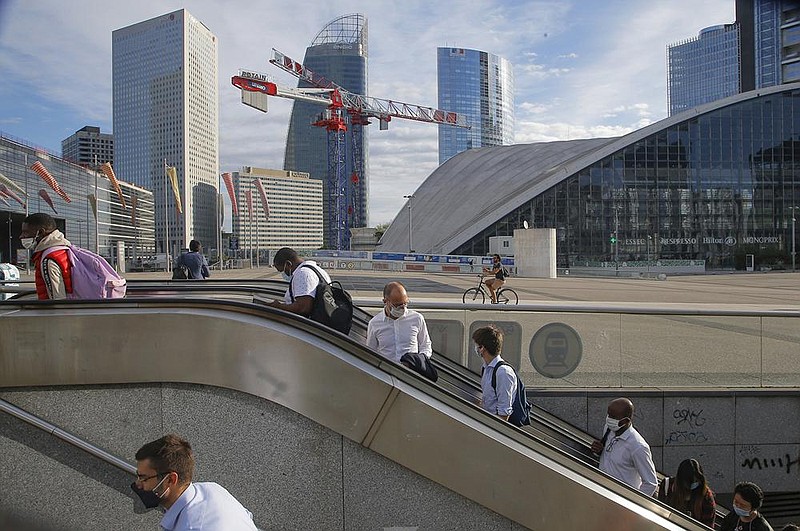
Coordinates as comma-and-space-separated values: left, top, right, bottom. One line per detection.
41, 245, 127, 299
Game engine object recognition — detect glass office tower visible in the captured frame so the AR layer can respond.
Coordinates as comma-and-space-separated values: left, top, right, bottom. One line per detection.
753, 0, 800, 87
112, 9, 219, 256
437, 47, 514, 165
667, 25, 742, 116
284, 13, 368, 248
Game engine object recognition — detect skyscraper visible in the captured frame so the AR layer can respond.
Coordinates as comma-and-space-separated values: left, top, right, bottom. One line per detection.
61, 126, 114, 169
667, 25, 741, 116
284, 13, 368, 248
437, 47, 514, 165
112, 9, 218, 256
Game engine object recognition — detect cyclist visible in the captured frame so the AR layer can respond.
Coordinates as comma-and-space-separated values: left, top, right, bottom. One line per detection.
482, 254, 507, 304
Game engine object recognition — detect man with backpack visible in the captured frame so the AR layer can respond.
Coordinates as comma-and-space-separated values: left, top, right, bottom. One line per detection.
175, 240, 210, 280
21, 212, 126, 300
473, 325, 531, 426
268, 247, 332, 317
20, 213, 72, 300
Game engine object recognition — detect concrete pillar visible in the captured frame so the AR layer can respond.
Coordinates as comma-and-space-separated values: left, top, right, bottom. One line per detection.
513, 228, 556, 278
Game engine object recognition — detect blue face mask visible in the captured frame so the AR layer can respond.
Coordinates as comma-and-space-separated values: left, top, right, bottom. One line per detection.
733, 506, 751, 518
690, 481, 700, 490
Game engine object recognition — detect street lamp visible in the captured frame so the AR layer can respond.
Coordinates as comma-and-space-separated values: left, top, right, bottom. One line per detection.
790, 206, 799, 271
404, 194, 415, 253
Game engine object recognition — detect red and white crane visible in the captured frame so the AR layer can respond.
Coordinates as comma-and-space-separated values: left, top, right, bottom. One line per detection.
232, 48, 468, 250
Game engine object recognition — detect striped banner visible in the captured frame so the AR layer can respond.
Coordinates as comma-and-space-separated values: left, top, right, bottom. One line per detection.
246, 190, 253, 221
254, 178, 270, 221
0, 191, 9, 207
130, 193, 138, 224
99, 162, 127, 209
0, 184, 25, 207
38, 189, 57, 214
166, 166, 183, 214
87, 194, 98, 221
31, 161, 71, 203
222, 172, 238, 216
0, 172, 26, 196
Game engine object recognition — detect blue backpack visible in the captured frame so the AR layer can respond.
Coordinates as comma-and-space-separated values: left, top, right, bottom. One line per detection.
491, 361, 532, 427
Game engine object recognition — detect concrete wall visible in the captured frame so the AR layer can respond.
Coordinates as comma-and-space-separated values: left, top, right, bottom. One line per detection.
0, 384, 526, 531
534, 390, 800, 503
513, 228, 556, 278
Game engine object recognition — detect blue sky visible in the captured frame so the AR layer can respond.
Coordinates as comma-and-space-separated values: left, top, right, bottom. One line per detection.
0, 0, 734, 226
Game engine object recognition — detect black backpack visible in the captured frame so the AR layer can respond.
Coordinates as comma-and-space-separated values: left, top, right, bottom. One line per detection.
289, 264, 353, 335
491, 361, 532, 427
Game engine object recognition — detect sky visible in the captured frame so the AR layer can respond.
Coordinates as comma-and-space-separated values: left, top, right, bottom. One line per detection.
0, 0, 734, 227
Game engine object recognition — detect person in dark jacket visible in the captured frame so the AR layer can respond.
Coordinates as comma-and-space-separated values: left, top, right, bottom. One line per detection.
657, 458, 716, 527
719, 482, 774, 531
177, 240, 210, 280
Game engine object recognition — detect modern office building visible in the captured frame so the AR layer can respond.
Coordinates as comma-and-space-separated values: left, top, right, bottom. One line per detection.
667, 25, 741, 116
0, 133, 155, 266
437, 47, 514, 165
380, 83, 800, 271
231, 167, 323, 253
61, 126, 114, 169
112, 9, 218, 258
738, 0, 800, 88
283, 13, 368, 248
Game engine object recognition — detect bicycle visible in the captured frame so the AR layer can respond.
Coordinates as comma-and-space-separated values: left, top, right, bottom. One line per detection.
462, 275, 519, 304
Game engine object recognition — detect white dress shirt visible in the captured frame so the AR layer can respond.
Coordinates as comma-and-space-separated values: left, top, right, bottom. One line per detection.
598, 425, 658, 495
284, 261, 332, 303
366, 308, 432, 363
160, 482, 257, 531
480, 355, 517, 417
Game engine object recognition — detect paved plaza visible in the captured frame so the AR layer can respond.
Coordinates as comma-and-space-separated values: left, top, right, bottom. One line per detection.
100, 266, 800, 308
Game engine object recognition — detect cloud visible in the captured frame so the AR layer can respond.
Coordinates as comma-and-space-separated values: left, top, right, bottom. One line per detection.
0, 0, 736, 230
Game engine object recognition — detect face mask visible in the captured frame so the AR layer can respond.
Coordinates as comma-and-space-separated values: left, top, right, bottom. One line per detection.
733, 506, 751, 518
281, 263, 292, 282
605, 415, 621, 432
131, 475, 169, 509
389, 304, 407, 319
20, 237, 37, 250
690, 481, 700, 490
474, 344, 482, 357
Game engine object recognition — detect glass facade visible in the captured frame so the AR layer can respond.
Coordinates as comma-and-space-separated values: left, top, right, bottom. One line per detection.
754, 0, 800, 87
668, 25, 741, 116
284, 14, 368, 248
453, 88, 800, 271
437, 47, 515, 164
112, 9, 218, 258
0, 134, 155, 266
61, 126, 114, 169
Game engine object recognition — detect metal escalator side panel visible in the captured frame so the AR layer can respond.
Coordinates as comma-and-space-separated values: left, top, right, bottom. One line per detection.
0, 304, 394, 444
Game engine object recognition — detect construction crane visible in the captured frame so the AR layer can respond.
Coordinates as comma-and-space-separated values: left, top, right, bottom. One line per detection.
232, 50, 468, 250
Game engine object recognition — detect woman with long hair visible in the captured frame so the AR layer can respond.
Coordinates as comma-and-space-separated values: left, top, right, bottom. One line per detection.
658, 458, 716, 527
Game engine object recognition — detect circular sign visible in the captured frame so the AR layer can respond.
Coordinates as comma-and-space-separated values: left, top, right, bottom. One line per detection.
523, 220, 529, 229
529, 323, 583, 378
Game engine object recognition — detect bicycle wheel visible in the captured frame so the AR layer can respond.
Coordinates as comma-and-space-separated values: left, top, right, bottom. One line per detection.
462, 287, 485, 304
497, 288, 518, 304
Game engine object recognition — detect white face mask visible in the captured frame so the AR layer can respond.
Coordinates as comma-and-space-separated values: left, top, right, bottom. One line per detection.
388, 304, 407, 319
474, 344, 482, 357
20, 237, 37, 250
605, 415, 621, 432
281, 263, 292, 282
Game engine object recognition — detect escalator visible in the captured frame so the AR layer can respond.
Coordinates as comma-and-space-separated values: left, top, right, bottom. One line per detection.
0, 293, 709, 530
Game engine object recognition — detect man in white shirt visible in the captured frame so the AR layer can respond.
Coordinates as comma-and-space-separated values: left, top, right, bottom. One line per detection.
473, 325, 517, 422
366, 282, 432, 363
131, 434, 257, 530
268, 247, 331, 316
591, 397, 658, 495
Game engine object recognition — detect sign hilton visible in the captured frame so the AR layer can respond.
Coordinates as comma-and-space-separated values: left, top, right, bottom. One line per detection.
624, 236, 782, 247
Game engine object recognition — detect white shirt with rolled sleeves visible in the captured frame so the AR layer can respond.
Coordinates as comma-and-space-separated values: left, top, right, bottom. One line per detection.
480, 355, 517, 417
598, 425, 658, 495
159, 482, 258, 531
284, 261, 332, 303
366, 309, 432, 363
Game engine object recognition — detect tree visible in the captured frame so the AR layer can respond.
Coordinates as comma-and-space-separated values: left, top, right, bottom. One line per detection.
374, 223, 390, 240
